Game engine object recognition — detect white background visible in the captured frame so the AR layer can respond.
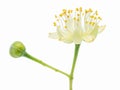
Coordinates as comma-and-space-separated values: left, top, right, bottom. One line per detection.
0, 0, 120, 90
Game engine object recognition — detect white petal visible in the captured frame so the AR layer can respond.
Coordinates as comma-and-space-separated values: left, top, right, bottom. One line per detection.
98, 25, 106, 33
83, 28, 98, 43
73, 29, 83, 44
48, 32, 58, 39
56, 26, 63, 37
62, 31, 73, 43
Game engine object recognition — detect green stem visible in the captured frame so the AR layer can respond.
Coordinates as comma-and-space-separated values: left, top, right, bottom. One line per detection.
23, 52, 70, 77
69, 44, 80, 90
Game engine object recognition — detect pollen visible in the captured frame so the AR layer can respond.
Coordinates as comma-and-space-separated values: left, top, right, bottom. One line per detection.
94, 17, 97, 19
89, 22, 95, 26
74, 17, 76, 20
64, 20, 67, 23
98, 16, 102, 20
59, 13, 63, 17
76, 8, 79, 11
68, 10, 71, 13
64, 26, 67, 29
70, 10, 73, 13
77, 14, 80, 16
95, 11, 98, 15
62, 9, 66, 13
79, 7, 82, 12
53, 22, 57, 26
85, 9, 88, 13
55, 15, 57, 18
89, 8, 93, 12
67, 15, 70, 18
90, 15, 94, 18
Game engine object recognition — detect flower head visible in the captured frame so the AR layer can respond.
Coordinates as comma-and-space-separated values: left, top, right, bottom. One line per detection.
49, 7, 106, 44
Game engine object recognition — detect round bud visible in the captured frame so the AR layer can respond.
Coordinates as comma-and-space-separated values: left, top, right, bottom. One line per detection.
9, 41, 26, 58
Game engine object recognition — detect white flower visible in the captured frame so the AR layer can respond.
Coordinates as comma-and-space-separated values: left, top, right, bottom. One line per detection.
49, 7, 106, 44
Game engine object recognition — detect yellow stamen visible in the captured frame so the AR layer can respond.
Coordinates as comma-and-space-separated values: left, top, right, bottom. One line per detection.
53, 22, 57, 26
90, 15, 94, 18
77, 18, 79, 21
95, 11, 98, 15
76, 8, 79, 11
59, 13, 63, 17
67, 15, 70, 18
64, 26, 67, 29
94, 17, 97, 19
62, 9, 66, 13
89, 8, 93, 12
64, 20, 67, 23
70, 10, 73, 13
89, 22, 95, 26
73, 17, 76, 20
68, 10, 71, 13
79, 7, 82, 12
98, 16, 102, 20
55, 15, 57, 18
77, 14, 80, 16
91, 22, 95, 26
63, 12, 66, 15
85, 9, 88, 13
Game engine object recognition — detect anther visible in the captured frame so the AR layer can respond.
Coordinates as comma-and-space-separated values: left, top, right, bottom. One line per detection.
53, 22, 57, 26
76, 8, 79, 11
64, 26, 67, 29
79, 7, 82, 12
98, 16, 102, 20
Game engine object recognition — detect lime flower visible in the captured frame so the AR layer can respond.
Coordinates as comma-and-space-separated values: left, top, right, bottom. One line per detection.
49, 7, 106, 44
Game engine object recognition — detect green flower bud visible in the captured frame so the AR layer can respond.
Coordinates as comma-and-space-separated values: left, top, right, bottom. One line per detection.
9, 41, 26, 58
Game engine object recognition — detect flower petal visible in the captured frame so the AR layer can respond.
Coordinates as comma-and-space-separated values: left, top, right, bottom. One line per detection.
83, 28, 98, 43
61, 31, 73, 43
73, 29, 83, 44
49, 32, 58, 39
98, 25, 106, 33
